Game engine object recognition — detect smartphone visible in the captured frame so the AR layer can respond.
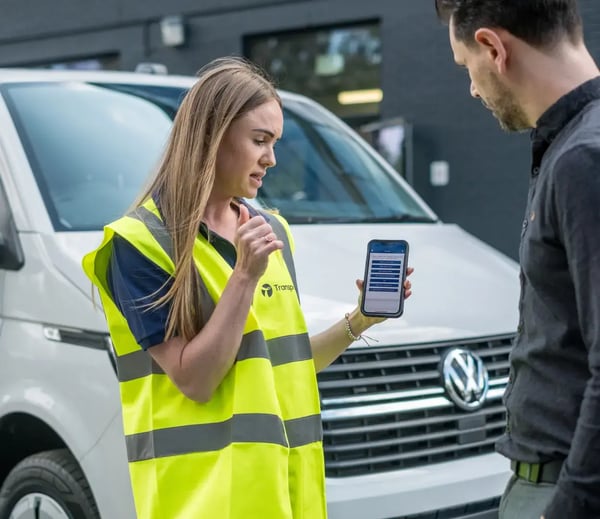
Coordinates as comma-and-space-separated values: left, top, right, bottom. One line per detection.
360, 239, 409, 318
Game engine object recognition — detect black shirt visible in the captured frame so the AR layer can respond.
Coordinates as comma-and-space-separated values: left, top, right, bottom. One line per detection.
495, 77, 600, 518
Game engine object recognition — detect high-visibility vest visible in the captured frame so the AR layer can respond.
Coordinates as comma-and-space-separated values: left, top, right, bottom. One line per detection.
82, 199, 327, 519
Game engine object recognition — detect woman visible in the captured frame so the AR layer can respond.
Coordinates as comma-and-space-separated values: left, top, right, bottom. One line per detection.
83, 57, 412, 519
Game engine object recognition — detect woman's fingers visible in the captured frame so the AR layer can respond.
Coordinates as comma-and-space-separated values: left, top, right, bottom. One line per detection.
356, 268, 413, 301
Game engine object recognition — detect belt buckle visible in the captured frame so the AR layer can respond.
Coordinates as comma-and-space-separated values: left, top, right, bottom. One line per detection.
520, 462, 541, 483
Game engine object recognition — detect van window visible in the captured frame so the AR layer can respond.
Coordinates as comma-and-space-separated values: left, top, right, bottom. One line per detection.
265, 98, 430, 223
2, 82, 433, 231
2, 82, 176, 231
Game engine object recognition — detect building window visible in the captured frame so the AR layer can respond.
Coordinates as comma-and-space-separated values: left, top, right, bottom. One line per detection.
245, 22, 382, 126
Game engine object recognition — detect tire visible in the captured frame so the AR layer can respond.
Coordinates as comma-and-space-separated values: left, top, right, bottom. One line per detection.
0, 449, 100, 519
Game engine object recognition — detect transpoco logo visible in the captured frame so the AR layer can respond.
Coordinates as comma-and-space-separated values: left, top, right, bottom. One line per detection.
260, 283, 295, 298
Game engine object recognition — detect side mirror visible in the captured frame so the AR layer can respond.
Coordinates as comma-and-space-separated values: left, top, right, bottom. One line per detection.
0, 182, 24, 270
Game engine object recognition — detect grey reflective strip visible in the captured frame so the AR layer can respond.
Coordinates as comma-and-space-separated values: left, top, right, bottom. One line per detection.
116, 349, 165, 382
236, 330, 269, 362
128, 206, 174, 260
285, 414, 323, 447
125, 413, 322, 462
118, 331, 312, 381
126, 413, 287, 462
265, 212, 299, 296
267, 333, 312, 366
236, 331, 312, 367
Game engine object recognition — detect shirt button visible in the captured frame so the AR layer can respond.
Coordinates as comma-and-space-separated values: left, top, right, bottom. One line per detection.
532, 166, 540, 176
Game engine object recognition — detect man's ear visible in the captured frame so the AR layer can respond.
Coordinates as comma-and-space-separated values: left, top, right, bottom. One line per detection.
474, 28, 508, 74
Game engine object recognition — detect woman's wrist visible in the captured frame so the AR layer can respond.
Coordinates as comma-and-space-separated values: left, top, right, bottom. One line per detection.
343, 310, 378, 347
229, 269, 261, 294
346, 308, 369, 335
231, 266, 259, 283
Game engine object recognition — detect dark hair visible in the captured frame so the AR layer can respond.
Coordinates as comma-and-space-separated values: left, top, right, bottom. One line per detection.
435, 0, 583, 47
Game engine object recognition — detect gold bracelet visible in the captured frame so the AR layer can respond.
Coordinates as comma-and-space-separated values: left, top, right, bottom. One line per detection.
344, 313, 378, 346
344, 312, 362, 341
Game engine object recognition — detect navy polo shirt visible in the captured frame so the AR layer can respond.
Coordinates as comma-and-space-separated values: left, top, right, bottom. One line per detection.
107, 200, 265, 350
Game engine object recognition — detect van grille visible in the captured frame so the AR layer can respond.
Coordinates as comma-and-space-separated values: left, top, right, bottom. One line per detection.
318, 335, 513, 477
394, 496, 501, 519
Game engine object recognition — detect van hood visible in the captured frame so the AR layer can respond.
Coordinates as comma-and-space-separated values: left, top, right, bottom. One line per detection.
45, 222, 519, 345
291, 222, 519, 344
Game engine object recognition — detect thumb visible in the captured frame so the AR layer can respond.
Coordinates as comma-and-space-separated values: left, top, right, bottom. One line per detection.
238, 204, 250, 227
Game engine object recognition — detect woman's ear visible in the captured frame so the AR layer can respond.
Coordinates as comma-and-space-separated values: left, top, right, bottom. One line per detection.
474, 28, 509, 74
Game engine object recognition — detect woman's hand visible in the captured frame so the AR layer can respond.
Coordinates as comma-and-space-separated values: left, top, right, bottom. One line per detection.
233, 204, 283, 280
311, 268, 414, 371
346, 267, 414, 339
356, 266, 414, 323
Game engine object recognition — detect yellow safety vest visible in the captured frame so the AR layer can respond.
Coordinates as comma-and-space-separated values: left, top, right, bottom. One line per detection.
82, 199, 327, 519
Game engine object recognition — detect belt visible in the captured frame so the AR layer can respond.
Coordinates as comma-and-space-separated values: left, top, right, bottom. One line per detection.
510, 459, 563, 484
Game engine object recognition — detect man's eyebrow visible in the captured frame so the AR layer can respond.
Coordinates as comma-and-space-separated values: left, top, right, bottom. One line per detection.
251, 128, 275, 138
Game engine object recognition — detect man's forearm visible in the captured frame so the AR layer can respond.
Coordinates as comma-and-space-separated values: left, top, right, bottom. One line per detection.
543, 373, 600, 518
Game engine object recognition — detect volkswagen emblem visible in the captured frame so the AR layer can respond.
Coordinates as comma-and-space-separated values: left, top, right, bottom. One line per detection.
441, 348, 489, 411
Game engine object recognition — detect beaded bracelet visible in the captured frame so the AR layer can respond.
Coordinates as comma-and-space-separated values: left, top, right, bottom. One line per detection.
344, 313, 378, 346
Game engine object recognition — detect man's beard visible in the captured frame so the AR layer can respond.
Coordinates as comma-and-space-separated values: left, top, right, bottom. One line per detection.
482, 73, 530, 132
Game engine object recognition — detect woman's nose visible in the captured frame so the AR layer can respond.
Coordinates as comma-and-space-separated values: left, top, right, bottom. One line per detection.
262, 147, 276, 168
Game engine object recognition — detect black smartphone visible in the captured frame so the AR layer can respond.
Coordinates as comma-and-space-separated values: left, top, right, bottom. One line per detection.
360, 239, 409, 318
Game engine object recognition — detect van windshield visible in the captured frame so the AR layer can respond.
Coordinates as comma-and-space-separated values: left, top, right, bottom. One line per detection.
2, 81, 433, 231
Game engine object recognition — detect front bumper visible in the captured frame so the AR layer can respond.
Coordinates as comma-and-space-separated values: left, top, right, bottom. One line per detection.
326, 452, 510, 519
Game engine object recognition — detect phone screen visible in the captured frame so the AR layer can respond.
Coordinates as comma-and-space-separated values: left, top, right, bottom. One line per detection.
362, 240, 408, 317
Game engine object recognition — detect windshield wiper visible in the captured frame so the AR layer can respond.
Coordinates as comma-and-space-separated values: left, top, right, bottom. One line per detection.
358, 214, 436, 223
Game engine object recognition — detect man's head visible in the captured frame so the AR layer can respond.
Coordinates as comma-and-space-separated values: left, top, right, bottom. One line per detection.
436, 0, 584, 131
435, 0, 583, 48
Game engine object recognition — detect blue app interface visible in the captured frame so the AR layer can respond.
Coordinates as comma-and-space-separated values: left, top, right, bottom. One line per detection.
364, 241, 406, 314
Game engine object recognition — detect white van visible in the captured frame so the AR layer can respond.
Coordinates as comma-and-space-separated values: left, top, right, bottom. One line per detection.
0, 68, 519, 519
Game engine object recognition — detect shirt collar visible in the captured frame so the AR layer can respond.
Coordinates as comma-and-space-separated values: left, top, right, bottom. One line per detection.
533, 76, 600, 144
151, 193, 266, 240
231, 197, 266, 220
199, 198, 267, 240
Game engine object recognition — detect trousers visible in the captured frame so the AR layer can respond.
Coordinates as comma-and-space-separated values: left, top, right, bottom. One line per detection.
499, 474, 555, 519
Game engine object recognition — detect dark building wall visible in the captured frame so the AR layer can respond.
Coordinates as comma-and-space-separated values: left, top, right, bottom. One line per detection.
1, 0, 599, 259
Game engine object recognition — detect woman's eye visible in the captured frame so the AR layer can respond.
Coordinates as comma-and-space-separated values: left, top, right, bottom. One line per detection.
254, 140, 265, 145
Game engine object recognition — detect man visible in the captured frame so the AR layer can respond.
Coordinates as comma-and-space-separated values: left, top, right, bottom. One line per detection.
435, 1, 600, 518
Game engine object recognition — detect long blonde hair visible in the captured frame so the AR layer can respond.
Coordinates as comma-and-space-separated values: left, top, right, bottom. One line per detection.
135, 57, 281, 342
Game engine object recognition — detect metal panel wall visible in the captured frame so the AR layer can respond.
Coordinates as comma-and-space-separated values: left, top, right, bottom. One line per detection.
1, 0, 599, 259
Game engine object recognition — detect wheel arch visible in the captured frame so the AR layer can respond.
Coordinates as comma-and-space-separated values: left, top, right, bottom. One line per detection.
0, 413, 66, 488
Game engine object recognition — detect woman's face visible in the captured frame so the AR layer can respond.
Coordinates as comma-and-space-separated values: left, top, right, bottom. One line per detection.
213, 98, 283, 200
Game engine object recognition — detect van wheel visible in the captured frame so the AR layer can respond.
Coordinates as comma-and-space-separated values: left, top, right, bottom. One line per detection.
0, 449, 100, 519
